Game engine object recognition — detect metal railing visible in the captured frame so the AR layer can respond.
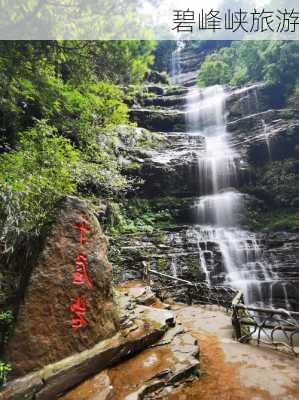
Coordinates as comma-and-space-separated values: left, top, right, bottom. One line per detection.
143, 265, 237, 309
142, 264, 299, 356
232, 290, 299, 356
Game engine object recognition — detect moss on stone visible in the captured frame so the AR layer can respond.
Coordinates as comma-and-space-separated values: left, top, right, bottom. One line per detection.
152, 232, 167, 245
155, 257, 170, 272
107, 198, 177, 236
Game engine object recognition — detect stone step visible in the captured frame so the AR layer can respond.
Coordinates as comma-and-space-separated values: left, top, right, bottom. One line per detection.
142, 94, 186, 108
142, 85, 188, 97
58, 284, 200, 400
130, 107, 186, 132
60, 328, 199, 400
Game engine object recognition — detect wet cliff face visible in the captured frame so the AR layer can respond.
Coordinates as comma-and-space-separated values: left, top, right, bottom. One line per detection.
112, 45, 299, 311
129, 83, 298, 214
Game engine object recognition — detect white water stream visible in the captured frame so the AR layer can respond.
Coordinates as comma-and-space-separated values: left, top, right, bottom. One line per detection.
171, 41, 184, 85
184, 84, 287, 308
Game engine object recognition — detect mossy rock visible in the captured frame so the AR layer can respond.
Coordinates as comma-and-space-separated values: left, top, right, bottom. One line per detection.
155, 257, 170, 271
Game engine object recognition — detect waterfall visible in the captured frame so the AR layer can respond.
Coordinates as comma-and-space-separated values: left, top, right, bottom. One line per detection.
185, 85, 288, 308
186, 86, 226, 135
197, 239, 211, 286
171, 41, 184, 84
192, 191, 244, 227
262, 119, 272, 160
170, 256, 178, 278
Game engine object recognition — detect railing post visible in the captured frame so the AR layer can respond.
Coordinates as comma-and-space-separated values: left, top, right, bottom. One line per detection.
142, 260, 150, 286
232, 306, 242, 340
231, 291, 244, 341
186, 287, 193, 305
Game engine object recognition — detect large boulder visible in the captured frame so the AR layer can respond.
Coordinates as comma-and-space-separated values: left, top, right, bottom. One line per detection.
0, 291, 177, 400
4, 197, 119, 378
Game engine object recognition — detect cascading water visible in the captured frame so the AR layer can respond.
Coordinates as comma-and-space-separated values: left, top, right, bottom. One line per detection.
187, 87, 239, 194
192, 191, 244, 227
171, 41, 184, 84
262, 119, 272, 160
196, 234, 211, 286
170, 256, 178, 278
185, 84, 289, 308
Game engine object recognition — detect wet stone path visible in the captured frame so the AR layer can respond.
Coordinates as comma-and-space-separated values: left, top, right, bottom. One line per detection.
59, 281, 299, 400
167, 305, 299, 400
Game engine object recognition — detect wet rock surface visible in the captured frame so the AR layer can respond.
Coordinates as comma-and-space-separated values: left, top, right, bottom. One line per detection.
130, 107, 185, 132
111, 229, 299, 309
61, 329, 199, 400
129, 82, 299, 201
121, 47, 299, 312
135, 133, 205, 197
166, 304, 299, 400
0, 284, 180, 400
60, 282, 200, 400
11, 281, 296, 400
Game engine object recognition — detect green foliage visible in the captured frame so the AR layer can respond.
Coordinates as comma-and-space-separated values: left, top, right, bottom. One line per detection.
107, 199, 174, 235
0, 41, 155, 146
1, 74, 129, 147
0, 40, 156, 85
0, 310, 14, 352
0, 78, 133, 248
249, 210, 299, 232
0, 311, 13, 325
197, 41, 299, 95
197, 55, 230, 87
0, 121, 80, 251
257, 160, 299, 207
0, 1, 156, 45
56, 80, 129, 146
267, 212, 299, 232
0, 361, 11, 386
0, 39, 158, 248
156, 257, 169, 271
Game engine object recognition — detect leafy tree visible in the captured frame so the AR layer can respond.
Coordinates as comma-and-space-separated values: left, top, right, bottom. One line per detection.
198, 55, 231, 86
0, 39, 158, 248
0, 1, 149, 41
0, 121, 80, 251
0, 40, 155, 147
197, 41, 299, 96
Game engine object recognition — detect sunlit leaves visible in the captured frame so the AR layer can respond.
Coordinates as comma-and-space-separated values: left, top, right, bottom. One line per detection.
197, 41, 299, 93
0, 121, 80, 250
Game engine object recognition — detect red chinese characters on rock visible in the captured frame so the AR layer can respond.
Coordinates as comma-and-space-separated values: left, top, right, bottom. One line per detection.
70, 217, 93, 331
74, 219, 91, 246
70, 296, 87, 330
73, 253, 93, 289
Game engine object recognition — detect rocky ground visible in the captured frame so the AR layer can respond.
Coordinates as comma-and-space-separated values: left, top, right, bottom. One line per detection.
1, 280, 200, 400
62, 281, 299, 400
59, 281, 200, 400
168, 304, 299, 400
